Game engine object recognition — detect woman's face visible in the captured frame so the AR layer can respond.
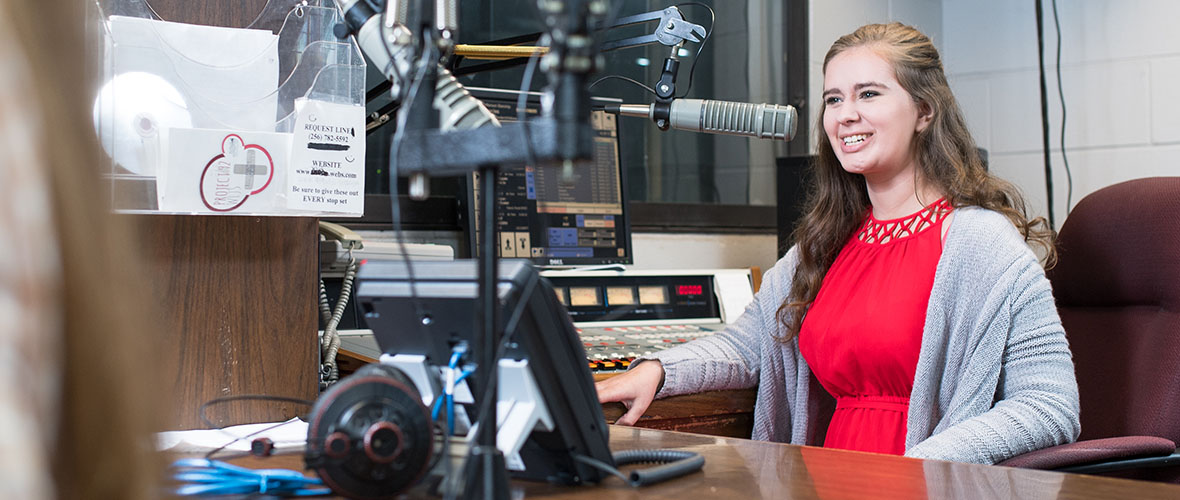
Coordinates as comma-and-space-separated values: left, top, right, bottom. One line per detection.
822, 46, 932, 183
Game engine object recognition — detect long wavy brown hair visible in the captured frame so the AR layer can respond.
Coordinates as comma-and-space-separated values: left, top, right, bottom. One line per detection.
777, 23, 1055, 342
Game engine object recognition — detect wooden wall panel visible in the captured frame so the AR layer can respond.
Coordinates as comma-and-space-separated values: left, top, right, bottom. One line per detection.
139, 215, 319, 429
145, 0, 269, 28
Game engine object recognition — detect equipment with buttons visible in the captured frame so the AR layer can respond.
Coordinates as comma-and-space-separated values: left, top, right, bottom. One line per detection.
339, 268, 754, 374
542, 268, 754, 373
578, 324, 725, 372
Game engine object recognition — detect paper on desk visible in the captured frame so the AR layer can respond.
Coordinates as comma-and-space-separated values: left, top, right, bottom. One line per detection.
156, 418, 307, 453
714, 270, 756, 324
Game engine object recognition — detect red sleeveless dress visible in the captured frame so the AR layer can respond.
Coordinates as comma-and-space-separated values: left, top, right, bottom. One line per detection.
797, 199, 952, 455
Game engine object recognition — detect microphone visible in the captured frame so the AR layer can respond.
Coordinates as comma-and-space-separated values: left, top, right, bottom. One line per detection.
335, 0, 497, 201
335, 0, 405, 83
334, 0, 496, 131
610, 99, 798, 141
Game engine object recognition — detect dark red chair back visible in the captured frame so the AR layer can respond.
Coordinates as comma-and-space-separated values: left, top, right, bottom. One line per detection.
1048, 177, 1180, 446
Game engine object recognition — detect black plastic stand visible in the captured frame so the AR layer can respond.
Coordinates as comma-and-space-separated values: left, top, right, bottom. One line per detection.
460, 163, 511, 500
389, 2, 598, 498
460, 444, 512, 500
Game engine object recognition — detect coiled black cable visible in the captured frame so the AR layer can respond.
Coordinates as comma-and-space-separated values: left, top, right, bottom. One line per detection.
573, 449, 705, 487
614, 449, 705, 486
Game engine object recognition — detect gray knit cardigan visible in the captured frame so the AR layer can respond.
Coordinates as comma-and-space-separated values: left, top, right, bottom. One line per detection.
646, 207, 1081, 464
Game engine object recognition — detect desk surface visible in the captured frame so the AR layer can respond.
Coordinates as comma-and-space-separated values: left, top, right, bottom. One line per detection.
224, 426, 1180, 499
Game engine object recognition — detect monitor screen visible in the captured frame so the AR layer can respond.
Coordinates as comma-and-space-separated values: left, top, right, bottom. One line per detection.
463, 87, 632, 268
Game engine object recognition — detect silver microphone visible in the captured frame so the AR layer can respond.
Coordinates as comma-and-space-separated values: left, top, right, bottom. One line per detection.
615, 99, 798, 141
335, 1, 496, 131
336, 0, 404, 82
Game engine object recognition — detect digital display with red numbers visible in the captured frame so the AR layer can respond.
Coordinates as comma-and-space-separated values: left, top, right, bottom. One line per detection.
546, 275, 716, 322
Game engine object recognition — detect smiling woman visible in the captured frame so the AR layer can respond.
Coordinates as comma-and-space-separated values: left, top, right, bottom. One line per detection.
786, 23, 1057, 337
781, 23, 1072, 459
821, 46, 934, 207
596, 22, 1079, 466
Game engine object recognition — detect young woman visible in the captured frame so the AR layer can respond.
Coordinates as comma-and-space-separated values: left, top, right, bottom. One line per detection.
596, 23, 1080, 464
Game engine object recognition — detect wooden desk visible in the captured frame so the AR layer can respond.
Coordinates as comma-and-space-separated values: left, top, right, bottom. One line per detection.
337, 348, 757, 438
223, 426, 1180, 499
595, 375, 755, 438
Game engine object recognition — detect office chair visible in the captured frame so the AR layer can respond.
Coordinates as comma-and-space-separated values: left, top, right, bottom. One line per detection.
997, 177, 1180, 481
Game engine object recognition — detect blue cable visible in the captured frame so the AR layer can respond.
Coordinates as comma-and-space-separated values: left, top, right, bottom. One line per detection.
448, 350, 463, 368
438, 351, 459, 431
446, 390, 454, 436
447, 370, 474, 436
431, 392, 445, 420
442, 347, 471, 436
171, 458, 330, 497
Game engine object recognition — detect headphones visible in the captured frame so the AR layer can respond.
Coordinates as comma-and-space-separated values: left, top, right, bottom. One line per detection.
305, 364, 436, 498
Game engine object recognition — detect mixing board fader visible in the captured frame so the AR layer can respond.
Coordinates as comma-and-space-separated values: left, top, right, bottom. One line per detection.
577, 323, 724, 372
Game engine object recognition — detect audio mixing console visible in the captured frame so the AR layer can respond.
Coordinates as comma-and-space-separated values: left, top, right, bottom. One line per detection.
338, 268, 755, 374
577, 323, 724, 372
544, 268, 751, 373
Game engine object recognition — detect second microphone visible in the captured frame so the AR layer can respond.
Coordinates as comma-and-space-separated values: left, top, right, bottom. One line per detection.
608, 99, 798, 142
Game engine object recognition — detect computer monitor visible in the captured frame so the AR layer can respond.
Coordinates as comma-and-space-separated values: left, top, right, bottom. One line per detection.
463, 87, 632, 267
355, 258, 614, 485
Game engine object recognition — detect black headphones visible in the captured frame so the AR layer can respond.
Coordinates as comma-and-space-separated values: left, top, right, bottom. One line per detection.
305, 364, 436, 498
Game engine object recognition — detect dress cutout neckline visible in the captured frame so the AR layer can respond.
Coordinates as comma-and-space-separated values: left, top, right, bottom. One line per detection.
856, 198, 952, 245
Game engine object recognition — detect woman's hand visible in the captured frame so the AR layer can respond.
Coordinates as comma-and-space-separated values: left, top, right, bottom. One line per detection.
594, 360, 664, 426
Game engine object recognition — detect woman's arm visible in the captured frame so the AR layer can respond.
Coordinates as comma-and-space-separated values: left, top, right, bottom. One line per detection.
596, 249, 799, 423
648, 249, 798, 397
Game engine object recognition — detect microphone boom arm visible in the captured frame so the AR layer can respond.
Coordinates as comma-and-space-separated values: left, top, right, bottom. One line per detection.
598, 7, 707, 53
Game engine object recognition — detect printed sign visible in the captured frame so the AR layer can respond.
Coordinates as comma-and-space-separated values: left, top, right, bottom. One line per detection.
287, 98, 365, 214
